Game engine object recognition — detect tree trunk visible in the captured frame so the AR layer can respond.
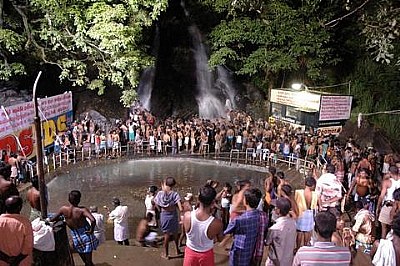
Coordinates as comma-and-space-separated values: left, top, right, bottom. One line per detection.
0, 0, 3, 28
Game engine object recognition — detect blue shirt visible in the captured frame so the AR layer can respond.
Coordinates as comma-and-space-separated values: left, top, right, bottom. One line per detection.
224, 209, 259, 266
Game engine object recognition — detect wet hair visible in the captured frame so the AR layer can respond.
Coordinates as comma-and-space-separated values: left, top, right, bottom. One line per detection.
314, 211, 337, 239
148, 185, 158, 194
198, 186, 217, 207
325, 164, 336, 174
305, 177, 316, 188
112, 197, 121, 206
275, 197, 291, 216
393, 213, 400, 237
5, 196, 23, 214
277, 171, 285, 179
224, 182, 232, 192
68, 190, 81, 205
244, 188, 262, 209
165, 177, 176, 187
281, 184, 293, 196
393, 188, 400, 201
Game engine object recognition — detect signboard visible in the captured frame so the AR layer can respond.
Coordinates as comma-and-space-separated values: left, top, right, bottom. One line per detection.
319, 95, 352, 121
317, 126, 343, 136
270, 89, 320, 111
0, 92, 73, 157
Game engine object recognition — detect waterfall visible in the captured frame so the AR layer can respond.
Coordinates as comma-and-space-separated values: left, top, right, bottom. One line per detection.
137, 67, 155, 110
181, 0, 237, 119
189, 25, 227, 119
216, 65, 237, 110
137, 25, 160, 111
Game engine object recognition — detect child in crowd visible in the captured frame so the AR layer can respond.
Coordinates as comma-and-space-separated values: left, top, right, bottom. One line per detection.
179, 193, 194, 247
145, 185, 158, 227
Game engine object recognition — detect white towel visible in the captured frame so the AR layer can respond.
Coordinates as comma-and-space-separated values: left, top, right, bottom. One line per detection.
31, 218, 55, 252
372, 236, 395, 266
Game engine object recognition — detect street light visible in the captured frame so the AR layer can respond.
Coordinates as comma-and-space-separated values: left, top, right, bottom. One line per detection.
291, 83, 307, 91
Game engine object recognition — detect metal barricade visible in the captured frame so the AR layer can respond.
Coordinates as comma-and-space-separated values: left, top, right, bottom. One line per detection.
245, 148, 255, 164
229, 149, 240, 165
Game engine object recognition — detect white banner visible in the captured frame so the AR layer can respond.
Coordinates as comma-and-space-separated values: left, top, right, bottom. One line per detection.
0, 92, 72, 138
270, 89, 320, 111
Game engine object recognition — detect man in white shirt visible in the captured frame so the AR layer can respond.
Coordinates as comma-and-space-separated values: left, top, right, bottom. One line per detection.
108, 197, 130, 245
316, 164, 342, 211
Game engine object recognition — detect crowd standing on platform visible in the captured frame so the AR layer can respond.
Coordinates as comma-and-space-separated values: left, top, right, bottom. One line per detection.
0, 102, 400, 265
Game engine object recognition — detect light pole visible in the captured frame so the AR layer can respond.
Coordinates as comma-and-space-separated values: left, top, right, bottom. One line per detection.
32, 71, 47, 219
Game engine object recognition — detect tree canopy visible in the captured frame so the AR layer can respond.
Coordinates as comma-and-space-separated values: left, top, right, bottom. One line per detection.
199, 0, 399, 91
1, 0, 168, 106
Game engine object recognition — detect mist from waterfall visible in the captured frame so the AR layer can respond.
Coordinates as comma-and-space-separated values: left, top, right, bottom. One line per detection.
137, 25, 160, 111
216, 65, 237, 110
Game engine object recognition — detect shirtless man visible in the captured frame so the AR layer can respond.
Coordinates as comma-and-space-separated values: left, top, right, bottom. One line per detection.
295, 177, 318, 248
0, 163, 19, 214
50, 190, 98, 266
26, 177, 47, 220
136, 213, 158, 247
347, 168, 373, 202
7, 153, 18, 185
377, 165, 400, 239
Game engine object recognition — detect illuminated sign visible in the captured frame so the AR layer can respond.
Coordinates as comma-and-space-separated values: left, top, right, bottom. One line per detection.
270, 89, 320, 111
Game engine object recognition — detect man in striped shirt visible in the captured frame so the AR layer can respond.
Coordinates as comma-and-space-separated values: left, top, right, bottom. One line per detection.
292, 211, 351, 266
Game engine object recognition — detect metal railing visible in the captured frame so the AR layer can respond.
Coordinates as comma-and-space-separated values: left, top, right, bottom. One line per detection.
30, 142, 317, 179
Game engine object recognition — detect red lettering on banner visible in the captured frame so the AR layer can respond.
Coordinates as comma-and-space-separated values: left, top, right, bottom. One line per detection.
0, 135, 18, 155
0, 128, 34, 157
19, 128, 34, 156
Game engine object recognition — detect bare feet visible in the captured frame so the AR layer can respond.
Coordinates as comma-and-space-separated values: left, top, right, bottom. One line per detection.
160, 253, 169, 260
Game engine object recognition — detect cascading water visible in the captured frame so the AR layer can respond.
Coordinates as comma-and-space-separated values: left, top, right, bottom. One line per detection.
189, 25, 227, 119
137, 25, 160, 111
181, 0, 238, 119
216, 65, 238, 110
137, 67, 155, 110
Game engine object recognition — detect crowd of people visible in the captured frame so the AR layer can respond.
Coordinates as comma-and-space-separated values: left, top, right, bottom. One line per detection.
0, 103, 400, 266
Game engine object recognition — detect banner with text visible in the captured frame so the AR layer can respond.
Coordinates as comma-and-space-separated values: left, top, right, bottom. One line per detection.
319, 95, 352, 121
0, 92, 73, 157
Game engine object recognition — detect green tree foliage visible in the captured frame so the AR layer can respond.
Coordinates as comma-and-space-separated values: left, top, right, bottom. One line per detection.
200, 0, 341, 91
350, 57, 400, 141
360, 0, 399, 66
1, 0, 168, 106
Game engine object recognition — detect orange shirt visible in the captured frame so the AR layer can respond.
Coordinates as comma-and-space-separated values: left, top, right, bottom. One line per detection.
0, 214, 33, 266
